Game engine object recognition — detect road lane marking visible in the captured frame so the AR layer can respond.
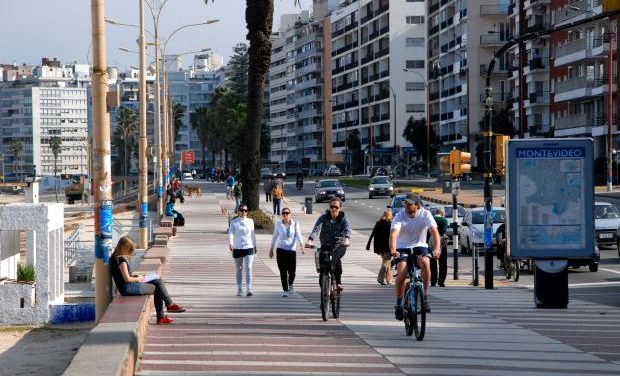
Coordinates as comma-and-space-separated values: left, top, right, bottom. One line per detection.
600, 268, 620, 275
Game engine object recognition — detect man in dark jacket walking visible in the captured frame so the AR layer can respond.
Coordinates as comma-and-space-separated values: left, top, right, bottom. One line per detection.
430, 208, 449, 287
366, 210, 393, 285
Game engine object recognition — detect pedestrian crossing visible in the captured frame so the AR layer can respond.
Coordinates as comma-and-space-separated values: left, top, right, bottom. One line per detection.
136, 191, 620, 375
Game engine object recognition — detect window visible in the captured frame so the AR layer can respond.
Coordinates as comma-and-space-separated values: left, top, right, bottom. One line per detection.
406, 16, 425, 25
406, 38, 424, 47
406, 82, 425, 91
406, 104, 425, 113
406, 60, 425, 69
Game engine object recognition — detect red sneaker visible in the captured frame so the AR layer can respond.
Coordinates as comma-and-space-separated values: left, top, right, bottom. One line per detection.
157, 316, 174, 325
167, 303, 186, 313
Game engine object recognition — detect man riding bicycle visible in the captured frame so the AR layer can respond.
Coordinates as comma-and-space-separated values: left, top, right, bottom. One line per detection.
306, 197, 351, 290
390, 194, 440, 319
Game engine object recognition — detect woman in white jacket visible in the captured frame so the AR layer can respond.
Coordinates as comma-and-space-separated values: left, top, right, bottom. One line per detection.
269, 207, 304, 297
228, 204, 257, 297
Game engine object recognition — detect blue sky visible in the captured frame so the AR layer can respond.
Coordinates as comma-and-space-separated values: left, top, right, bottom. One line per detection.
0, 0, 312, 69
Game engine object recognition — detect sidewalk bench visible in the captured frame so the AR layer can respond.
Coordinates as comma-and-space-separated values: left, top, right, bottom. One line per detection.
152, 226, 173, 238
144, 246, 168, 263
160, 216, 174, 227
153, 234, 169, 246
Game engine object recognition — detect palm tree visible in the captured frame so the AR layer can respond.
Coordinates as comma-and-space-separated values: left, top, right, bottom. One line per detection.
49, 136, 62, 202
205, 0, 285, 210
190, 106, 210, 174
115, 108, 138, 177
9, 139, 23, 180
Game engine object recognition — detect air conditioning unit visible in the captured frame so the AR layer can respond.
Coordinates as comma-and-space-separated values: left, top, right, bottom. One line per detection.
480, 64, 487, 74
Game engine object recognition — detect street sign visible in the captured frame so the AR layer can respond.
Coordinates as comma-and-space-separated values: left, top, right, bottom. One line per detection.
506, 138, 594, 259
181, 151, 195, 165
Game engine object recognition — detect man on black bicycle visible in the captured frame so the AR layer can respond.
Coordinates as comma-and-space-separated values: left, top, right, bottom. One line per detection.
390, 194, 440, 319
306, 197, 351, 290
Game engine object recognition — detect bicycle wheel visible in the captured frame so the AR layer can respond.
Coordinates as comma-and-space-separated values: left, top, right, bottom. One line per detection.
320, 273, 330, 321
413, 284, 426, 341
403, 284, 414, 336
513, 260, 520, 282
331, 285, 340, 319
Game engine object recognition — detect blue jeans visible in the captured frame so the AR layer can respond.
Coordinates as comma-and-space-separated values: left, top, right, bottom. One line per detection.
235, 196, 241, 212
122, 279, 173, 319
273, 199, 281, 215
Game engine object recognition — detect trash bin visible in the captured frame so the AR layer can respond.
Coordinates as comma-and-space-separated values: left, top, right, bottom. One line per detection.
442, 180, 451, 193
304, 197, 313, 214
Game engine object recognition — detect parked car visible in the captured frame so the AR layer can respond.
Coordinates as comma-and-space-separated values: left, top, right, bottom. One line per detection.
261, 168, 275, 179
458, 207, 506, 255
387, 194, 407, 216
594, 201, 620, 248
182, 172, 193, 180
429, 204, 466, 238
314, 179, 345, 203
324, 165, 341, 176
368, 176, 393, 198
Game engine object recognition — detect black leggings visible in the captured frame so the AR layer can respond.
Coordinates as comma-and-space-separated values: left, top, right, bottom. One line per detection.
125, 279, 173, 319
430, 240, 448, 285
276, 249, 296, 291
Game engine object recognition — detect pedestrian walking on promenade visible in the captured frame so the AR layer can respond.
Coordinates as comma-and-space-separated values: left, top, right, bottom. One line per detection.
225, 174, 236, 200
269, 207, 304, 297
233, 181, 242, 213
264, 176, 275, 202
271, 183, 285, 215
228, 204, 257, 297
110, 235, 186, 325
366, 210, 393, 285
429, 208, 449, 287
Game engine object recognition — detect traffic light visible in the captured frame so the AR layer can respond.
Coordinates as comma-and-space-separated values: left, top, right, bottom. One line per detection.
439, 154, 450, 174
604, 0, 620, 12
495, 135, 509, 176
449, 150, 471, 177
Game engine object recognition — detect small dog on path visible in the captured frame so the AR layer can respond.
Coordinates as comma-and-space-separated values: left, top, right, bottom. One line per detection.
185, 185, 202, 197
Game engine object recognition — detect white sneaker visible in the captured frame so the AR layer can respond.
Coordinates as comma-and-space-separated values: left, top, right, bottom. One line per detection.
282, 291, 289, 297
288, 285, 295, 293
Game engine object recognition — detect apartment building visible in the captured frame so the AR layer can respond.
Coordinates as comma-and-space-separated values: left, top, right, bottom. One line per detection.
330, 0, 426, 167
0, 59, 90, 179
428, 0, 512, 157
550, 0, 619, 158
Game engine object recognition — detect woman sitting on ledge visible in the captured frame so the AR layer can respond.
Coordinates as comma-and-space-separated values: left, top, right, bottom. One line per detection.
110, 235, 186, 325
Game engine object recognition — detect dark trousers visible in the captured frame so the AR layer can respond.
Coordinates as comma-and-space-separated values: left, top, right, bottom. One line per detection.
124, 279, 172, 319
265, 192, 272, 202
430, 241, 448, 286
320, 246, 346, 285
273, 198, 281, 215
276, 249, 296, 291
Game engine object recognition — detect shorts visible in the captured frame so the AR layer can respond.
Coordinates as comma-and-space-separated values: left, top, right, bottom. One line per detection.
394, 247, 430, 265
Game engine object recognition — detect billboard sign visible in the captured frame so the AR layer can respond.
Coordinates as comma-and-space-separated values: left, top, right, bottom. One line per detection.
181, 151, 195, 165
507, 138, 594, 259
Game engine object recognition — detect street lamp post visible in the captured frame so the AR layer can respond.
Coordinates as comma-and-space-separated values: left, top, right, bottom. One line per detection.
137, 0, 149, 248
402, 68, 429, 177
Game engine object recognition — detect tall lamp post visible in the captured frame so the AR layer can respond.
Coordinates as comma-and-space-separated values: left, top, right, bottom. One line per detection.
403, 68, 429, 177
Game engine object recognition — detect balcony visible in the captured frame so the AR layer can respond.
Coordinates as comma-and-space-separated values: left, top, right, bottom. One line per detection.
526, 21, 550, 34
480, 4, 509, 15
295, 93, 321, 106
554, 113, 590, 130
332, 41, 358, 57
528, 124, 551, 137
429, 1, 439, 14
527, 91, 550, 105
297, 107, 321, 119
525, 57, 549, 72
429, 24, 440, 36
295, 78, 319, 91
332, 61, 359, 76
333, 119, 358, 130
333, 81, 358, 93
480, 34, 511, 46
554, 37, 609, 67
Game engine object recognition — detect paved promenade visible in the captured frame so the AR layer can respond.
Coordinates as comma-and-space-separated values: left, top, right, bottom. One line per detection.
136, 190, 620, 375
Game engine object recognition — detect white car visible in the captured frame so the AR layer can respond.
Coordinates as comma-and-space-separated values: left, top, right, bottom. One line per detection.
595, 201, 620, 248
458, 207, 506, 255
324, 165, 341, 176
182, 172, 193, 180
368, 176, 393, 198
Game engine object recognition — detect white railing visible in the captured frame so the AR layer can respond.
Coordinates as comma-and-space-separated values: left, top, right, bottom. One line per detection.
555, 76, 590, 93
554, 113, 588, 130
554, 38, 587, 58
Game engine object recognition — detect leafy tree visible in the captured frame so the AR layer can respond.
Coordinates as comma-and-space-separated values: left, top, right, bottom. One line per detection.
9, 139, 23, 179
402, 117, 438, 171
479, 107, 515, 138
112, 107, 138, 176
205, 0, 284, 210
170, 100, 186, 142
49, 136, 62, 202
190, 106, 211, 173
346, 130, 362, 174
228, 43, 249, 97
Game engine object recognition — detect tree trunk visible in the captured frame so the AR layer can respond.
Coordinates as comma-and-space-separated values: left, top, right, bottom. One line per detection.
54, 159, 59, 203
201, 144, 206, 176
241, 0, 273, 211
224, 147, 229, 171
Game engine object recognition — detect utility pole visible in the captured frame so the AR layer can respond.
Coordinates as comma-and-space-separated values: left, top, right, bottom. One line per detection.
90, 0, 113, 321
154, 37, 163, 217
138, 0, 149, 248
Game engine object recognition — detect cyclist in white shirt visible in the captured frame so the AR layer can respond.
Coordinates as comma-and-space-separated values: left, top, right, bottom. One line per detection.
390, 194, 440, 319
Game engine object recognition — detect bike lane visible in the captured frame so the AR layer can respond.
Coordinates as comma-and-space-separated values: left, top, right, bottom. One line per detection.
137, 190, 620, 375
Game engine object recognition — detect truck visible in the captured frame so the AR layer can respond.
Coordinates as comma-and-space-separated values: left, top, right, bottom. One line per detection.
64, 177, 86, 204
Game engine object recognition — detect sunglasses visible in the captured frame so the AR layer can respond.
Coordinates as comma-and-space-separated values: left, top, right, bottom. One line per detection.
239, 208, 248, 212
281, 212, 290, 215
330, 205, 340, 209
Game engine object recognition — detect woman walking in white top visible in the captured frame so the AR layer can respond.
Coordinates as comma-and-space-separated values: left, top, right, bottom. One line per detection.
228, 204, 257, 297
269, 207, 304, 297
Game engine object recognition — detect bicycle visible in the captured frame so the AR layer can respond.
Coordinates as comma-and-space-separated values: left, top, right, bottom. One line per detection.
307, 242, 343, 321
397, 251, 427, 340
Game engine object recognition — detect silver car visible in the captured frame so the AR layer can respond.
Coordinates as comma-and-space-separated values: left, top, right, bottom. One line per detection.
368, 176, 393, 198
